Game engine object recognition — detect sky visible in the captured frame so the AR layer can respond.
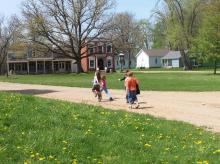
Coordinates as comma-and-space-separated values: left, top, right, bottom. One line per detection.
0, 0, 158, 20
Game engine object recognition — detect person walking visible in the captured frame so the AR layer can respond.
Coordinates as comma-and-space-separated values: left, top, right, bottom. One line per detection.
118, 70, 130, 103
92, 70, 102, 102
126, 71, 139, 109
100, 75, 113, 101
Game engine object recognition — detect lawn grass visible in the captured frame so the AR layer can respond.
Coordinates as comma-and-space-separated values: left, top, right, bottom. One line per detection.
1, 71, 220, 91
0, 92, 219, 163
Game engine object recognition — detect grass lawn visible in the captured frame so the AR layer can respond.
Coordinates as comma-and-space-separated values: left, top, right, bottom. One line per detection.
0, 92, 219, 163
0, 71, 220, 91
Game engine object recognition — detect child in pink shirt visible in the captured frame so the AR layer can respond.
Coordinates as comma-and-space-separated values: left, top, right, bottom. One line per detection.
100, 75, 113, 101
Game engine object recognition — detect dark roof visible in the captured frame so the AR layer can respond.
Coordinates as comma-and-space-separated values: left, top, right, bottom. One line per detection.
142, 48, 169, 57
161, 51, 181, 60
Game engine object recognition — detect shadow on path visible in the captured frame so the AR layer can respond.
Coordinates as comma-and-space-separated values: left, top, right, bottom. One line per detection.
3, 89, 58, 95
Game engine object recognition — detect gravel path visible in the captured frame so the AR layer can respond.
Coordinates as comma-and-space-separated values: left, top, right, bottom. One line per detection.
0, 82, 220, 133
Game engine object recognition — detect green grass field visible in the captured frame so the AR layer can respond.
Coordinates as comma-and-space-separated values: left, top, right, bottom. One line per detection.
0, 92, 219, 163
0, 71, 220, 91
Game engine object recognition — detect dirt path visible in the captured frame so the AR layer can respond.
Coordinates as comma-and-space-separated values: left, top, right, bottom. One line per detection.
0, 82, 220, 133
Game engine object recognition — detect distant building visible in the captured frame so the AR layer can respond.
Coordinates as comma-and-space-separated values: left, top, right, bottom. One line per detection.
7, 38, 115, 74
161, 51, 183, 68
81, 38, 115, 72
136, 49, 169, 68
7, 49, 77, 74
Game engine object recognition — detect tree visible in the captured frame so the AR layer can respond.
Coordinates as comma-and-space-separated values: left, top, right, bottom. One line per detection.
22, 0, 115, 73
136, 19, 153, 50
155, 0, 203, 70
108, 12, 145, 69
0, 15, 21, 75
193, 0, 220, 74
151, 20, 167, 48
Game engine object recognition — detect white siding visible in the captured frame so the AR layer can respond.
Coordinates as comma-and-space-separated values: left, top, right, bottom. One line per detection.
136, 50, 149, 68
172, 59, 180, 68
149, 56, 162, 67
71, 60, 77, 72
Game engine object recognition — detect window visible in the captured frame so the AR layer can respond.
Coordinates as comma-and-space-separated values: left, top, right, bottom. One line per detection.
107, 59, 112, 68
89, 59, 95, 68
88, 47, 94, 54
98, 46, 103, 53
155, 58, 158, 64
59, 62, 65, 69
107, 45, 112, 53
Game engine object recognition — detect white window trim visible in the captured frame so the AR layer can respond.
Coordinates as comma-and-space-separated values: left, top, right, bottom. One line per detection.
89, 58, 95, 68
106, 44, 112, 53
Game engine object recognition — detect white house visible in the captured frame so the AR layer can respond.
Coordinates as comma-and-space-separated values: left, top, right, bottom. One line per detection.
161, 51, 183, 68
136, 49, 169, 68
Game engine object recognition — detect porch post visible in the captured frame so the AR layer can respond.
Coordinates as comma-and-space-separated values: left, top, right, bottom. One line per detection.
52, 60, 54, 73
7, 62, 9, 76
27, 62, 29, 74
35, 60, 38, 74
43, 60, 46, 73
14, 63, 16, 73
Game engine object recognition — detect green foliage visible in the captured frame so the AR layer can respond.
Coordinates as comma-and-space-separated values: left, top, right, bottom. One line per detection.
151, 21, 167, 48
0, 92, 219, 163
193, 0, 220, 62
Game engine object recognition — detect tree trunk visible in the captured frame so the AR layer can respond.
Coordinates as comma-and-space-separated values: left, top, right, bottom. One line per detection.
128, 50, 131, 69
214, 60, 217, 75
76, 60, 84, 74
180, 49, 192, 70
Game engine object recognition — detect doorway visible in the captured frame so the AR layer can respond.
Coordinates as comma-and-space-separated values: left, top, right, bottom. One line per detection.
98, 58, 104, 70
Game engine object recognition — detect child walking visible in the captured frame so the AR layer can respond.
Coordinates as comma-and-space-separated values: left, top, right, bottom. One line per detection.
100, 75, 113, 101
126, 71, 139, 109
92, 70, 102, 102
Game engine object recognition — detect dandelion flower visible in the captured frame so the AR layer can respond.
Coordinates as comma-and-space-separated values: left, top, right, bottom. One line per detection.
144, 143, 152, 148
72, 159, 78, 164
39, 157, 45, 161
194, 140, 202, 145
213, 149, 220, 154
62, 140, 68, 144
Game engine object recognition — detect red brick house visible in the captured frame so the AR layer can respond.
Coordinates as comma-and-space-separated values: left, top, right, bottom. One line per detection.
81, 38, 115, 72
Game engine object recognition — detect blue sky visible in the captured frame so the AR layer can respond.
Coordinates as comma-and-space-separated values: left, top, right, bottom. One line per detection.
0, 0, 157, 20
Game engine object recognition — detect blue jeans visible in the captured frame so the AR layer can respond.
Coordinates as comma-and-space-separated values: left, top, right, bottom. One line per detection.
101, 87, 112, 98
128, 91, 137, 104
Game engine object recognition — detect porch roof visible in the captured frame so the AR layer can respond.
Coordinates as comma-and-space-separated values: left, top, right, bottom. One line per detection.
161, 51, 181, 60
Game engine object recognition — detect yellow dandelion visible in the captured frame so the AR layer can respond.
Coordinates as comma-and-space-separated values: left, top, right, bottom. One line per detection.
49, 155, 54, 159
72, 159, 78, 164
30, 154, 35, 158
213, 149, 220, 154
62, 140, 68, 144
39, 157, 45, 161
144, 143, 152, 148
195, 140, 202, 145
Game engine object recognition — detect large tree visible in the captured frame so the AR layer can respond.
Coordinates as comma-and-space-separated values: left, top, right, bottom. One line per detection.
0, 16, 22, 75
108, 12, 146, 69
155, 0, 203, 70
22, 0, 115, 73
193, 0, 220, 74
